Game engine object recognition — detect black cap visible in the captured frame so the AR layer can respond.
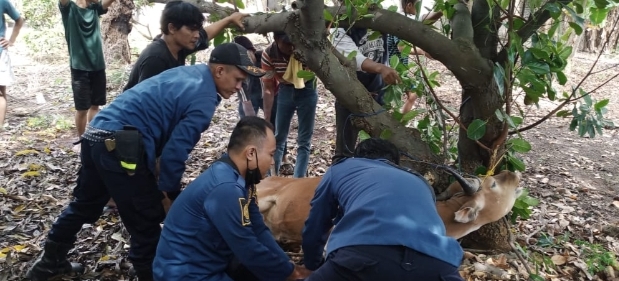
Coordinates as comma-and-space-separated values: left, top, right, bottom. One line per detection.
208, 43, 265, 77
233, 36, 256, 52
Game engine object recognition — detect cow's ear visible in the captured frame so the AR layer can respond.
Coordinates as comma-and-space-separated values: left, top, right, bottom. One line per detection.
454, 207, 479, 223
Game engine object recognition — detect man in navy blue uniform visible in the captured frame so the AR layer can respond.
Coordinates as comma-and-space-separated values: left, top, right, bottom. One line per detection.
153, 116, 310, 281
302, 138, 465, 280
26, 42, 263, 281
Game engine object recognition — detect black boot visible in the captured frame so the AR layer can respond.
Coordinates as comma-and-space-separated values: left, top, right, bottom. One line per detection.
25, 239, 84, 281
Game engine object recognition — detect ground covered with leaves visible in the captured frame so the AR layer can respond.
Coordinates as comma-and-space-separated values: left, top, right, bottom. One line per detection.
1, 41, 618, 280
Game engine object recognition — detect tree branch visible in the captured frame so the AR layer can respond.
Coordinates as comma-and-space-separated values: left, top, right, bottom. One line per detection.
181, 0, 493, 88
451, 2, 474, 41
471, 0, 500, 60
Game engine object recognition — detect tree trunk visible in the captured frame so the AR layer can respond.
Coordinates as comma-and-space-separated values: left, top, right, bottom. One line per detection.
579, 8, 619, 53
102, 0, 135, 64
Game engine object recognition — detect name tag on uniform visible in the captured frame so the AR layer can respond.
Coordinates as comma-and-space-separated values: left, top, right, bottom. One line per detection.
239, 198, 251, 226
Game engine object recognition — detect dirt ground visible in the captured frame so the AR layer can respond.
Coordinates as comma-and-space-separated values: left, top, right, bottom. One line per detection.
0, 35, 618, 280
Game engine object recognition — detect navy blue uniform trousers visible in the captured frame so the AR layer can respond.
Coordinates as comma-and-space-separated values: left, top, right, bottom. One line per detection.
47, 139, 165, 270
306, 245, 464, 281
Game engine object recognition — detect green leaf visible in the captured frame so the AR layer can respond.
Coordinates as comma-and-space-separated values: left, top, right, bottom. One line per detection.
594, 0, 611, 8
508, 155, 526, 171
379, 128, 393, 140
495, 109, 505, 121
556, 110, 570, 117
556, 71, 568, 85
358, 130, 371, 141
545, 2, 562, 19
558, 46, 573, 60
400, 109, 424, 125
467, 119, 487, 141
361, 14, 375, 18
368, 31, 382, 40
387, 5, 398, 11
594, 99, 610, 111
493, 63, 506, 97
296, 70, 315, 80
234, 0, 245, 9
389, 55, 400, 69
323, 9, 334, 21
590, 8, 610, 25
213, 33, 227, 46
507, 138, 532, 153
568, 21, 583, 35
346, 50, 358, 60
526, 62, 551, 74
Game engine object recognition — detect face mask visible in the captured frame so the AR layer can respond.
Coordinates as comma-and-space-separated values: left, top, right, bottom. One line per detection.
246, 149, 262, 186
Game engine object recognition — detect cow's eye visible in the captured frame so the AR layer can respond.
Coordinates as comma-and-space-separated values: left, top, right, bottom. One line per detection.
491, 182, 497, 188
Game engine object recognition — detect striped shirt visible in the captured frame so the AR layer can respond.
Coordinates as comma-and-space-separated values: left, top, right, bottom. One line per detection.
387, 34, 409, 66
260, 43, 290, 85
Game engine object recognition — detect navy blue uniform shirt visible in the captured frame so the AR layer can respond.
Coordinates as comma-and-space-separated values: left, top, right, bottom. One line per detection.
153, 157, 294, 281
302, 158, 464, 270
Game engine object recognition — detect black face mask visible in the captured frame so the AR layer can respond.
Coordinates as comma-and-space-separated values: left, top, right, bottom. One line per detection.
246, 150, 262, 186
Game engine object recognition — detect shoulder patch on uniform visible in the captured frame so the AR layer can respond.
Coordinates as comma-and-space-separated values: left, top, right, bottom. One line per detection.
239, 197, 251, 226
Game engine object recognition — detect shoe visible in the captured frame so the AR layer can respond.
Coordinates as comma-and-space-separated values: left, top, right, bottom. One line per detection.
25, 239, 84, 281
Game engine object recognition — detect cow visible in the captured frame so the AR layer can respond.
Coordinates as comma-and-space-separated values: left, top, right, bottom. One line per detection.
256, 170, 522, 245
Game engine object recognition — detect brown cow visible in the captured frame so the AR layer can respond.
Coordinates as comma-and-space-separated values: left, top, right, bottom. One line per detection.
256, 170, 522, 244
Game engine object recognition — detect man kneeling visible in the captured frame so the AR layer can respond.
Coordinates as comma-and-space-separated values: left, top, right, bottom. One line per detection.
153, 116, 310, 281
302, 138, 465, 280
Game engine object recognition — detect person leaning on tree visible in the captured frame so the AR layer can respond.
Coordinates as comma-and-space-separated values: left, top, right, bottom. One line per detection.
25, 42, 265, 281
58, 0, 117, 147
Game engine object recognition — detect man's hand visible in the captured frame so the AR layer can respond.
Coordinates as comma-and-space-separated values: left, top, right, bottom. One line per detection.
0, 38, 13, 49
287, 264, 312, 280
379, 65, 401, 85
227, 12, 248, 30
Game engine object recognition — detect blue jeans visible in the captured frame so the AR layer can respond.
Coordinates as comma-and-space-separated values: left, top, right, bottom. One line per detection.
274, 82, 317, 178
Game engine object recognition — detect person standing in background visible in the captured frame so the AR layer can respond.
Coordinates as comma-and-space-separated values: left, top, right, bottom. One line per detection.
0, 0, 24, 130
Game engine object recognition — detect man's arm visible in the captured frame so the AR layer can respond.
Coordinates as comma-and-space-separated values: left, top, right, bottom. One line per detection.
206, 185, 295, 281
302, 172, 339, 271
204, 12, 248, 40
331, 28, 401, 85
260, 50, 276, 123
157, 96, 217, 192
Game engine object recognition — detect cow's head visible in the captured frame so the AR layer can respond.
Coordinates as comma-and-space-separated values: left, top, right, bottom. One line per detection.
437, 170, 523, 239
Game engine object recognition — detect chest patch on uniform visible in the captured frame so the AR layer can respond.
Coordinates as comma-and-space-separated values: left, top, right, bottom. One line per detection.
239, 198, 251, 226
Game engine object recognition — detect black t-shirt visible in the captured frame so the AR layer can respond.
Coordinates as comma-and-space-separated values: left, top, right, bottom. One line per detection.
123, 28, 209, 92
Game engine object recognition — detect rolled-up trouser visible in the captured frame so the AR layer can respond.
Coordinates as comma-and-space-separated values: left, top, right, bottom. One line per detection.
48, 139, 165, 271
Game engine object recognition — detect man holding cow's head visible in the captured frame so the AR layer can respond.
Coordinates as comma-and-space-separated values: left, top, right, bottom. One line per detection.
26, 42, 263, 281
153, 116, 311, 281
302, 138, 465, 280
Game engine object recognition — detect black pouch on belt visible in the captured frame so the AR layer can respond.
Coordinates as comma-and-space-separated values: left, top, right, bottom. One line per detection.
114, 125, 144, 175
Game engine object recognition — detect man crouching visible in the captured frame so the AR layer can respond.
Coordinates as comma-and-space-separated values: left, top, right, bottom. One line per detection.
153, 116, 310, 281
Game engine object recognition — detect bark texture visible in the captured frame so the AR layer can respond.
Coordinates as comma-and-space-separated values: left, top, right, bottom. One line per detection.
102, 0, 135, 64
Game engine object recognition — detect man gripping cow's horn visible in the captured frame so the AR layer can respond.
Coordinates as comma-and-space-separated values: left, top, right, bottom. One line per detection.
302, 137, 465, 281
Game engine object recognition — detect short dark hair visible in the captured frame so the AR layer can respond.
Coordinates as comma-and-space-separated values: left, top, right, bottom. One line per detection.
273, 31, 291, 43
160, 1, 205, 35
353, 138, 401, 164
227, 116, 275, 153
402, 0, 418, 14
